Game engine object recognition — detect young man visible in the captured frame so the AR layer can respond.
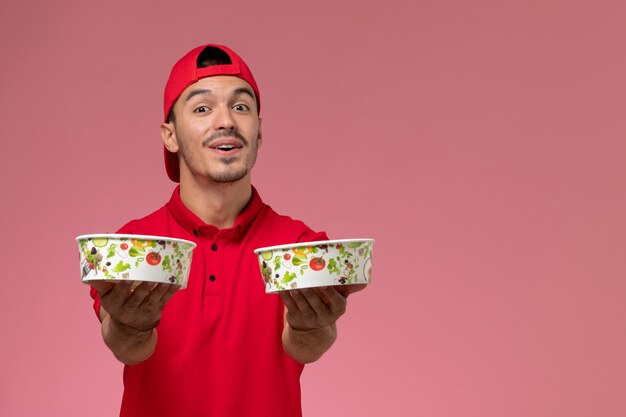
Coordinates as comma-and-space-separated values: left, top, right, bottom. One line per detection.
89, 44, 352, 417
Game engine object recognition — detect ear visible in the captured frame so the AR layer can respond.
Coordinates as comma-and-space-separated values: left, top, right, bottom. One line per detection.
160, 122, 179, 153
256, 117, 263, 148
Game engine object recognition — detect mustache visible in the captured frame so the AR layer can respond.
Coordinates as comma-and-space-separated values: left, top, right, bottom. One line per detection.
202, 130, 249, 147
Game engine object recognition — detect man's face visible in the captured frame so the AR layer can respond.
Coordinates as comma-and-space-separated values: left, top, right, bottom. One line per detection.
162, 75, 262, 184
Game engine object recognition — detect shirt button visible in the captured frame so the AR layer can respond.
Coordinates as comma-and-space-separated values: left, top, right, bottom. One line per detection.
209, 275, 216, 282
211, 244, 218, 251
193, 229, 199, 236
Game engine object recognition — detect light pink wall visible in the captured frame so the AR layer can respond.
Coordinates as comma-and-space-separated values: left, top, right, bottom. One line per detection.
1, 1, 625, 416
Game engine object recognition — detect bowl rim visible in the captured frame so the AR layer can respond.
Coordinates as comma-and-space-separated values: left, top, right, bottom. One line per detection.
75, 233, 197, 248
254, 238, 374, 254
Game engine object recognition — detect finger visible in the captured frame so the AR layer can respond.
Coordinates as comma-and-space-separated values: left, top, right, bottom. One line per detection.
120, 282, 179, 311
300, 288, 332, 315
89, 280, 116, 297
313, 287, 333, 305
123, 281, 154, 309
163, 282, 181, 299
110, 279, 133, 296
155, 283, 180, 304
321, 287, 347, 317
279, 290, 300, 312
137, 282, 168, 310
334, 283, 367, 298
289, 289, 317, 318
103, 280, 134, 311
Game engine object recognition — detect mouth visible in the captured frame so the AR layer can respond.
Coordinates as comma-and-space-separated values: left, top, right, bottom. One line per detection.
208, 138, 244, 154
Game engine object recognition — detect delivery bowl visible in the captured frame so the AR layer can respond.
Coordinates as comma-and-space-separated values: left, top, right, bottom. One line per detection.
254, 239, 374, 293
76, 234, 197, 288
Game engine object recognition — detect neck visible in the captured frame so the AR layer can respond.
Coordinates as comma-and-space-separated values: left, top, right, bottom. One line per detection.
179, 177, 252, 229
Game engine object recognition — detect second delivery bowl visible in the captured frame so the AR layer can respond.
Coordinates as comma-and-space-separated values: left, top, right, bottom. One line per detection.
254, 239, 374, 293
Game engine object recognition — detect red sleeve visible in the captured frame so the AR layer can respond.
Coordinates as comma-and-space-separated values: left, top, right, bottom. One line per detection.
296, 228, 329, 243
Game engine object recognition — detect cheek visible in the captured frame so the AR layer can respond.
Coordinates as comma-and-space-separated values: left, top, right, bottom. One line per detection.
175, 125, 203, 147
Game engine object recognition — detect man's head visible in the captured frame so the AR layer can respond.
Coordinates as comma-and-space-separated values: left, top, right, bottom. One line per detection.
161, 44, 261, 183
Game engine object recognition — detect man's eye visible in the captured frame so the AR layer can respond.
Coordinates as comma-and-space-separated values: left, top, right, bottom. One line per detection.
194, 106, 209, 113
233, 104, 249, 111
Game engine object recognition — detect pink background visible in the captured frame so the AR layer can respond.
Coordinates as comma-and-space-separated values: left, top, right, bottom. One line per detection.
1, 1, 625, 416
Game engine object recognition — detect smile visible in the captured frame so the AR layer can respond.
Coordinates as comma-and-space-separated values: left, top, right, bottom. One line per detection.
208, 138, 244, 153
216, 144, 238, 151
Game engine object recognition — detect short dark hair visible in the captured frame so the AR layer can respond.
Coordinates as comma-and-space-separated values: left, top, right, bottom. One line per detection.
166, 46, 233, 123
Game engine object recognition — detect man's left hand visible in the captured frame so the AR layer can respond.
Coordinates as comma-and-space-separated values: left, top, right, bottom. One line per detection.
279, 287, 347, 331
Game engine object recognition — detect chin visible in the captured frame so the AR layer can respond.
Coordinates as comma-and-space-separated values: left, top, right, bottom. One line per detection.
208, 169, 249, 184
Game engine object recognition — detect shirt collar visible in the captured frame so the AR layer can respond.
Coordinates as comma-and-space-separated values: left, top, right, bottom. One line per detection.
166, 185, 264, 238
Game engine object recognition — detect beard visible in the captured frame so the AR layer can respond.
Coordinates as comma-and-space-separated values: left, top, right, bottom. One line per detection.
176, 129, 259, 184
208, 156, 252, 183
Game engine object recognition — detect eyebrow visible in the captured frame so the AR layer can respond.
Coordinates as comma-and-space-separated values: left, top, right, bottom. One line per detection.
233, 87, 256, 101
184, 87, 256, 103
184, 88, 213, 102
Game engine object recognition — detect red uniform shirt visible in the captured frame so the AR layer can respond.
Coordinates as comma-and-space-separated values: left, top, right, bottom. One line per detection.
91, 186, 327, 417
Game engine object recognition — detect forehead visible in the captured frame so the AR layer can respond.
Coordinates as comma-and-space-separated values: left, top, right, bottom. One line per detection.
180, 75, 256, 101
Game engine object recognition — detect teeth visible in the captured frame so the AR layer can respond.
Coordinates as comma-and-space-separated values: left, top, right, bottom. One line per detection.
217, 145, 235, 150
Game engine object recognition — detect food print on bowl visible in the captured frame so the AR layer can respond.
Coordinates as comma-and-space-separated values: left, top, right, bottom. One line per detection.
254, 239, 374, 293
77, 234, 197, 288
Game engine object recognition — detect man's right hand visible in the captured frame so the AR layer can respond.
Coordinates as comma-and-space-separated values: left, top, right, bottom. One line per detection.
90, 280, 180, 365
91, 280, 180, 331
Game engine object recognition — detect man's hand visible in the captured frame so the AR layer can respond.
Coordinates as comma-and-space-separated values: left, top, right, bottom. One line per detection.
334, 283, 367, 298
279, 286, 348, 363
91, 280, 179, 331
280, 287, 346, 331
90, 280, 180, 365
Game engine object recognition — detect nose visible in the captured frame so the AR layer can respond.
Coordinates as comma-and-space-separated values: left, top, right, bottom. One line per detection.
215, 105, 236, 130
